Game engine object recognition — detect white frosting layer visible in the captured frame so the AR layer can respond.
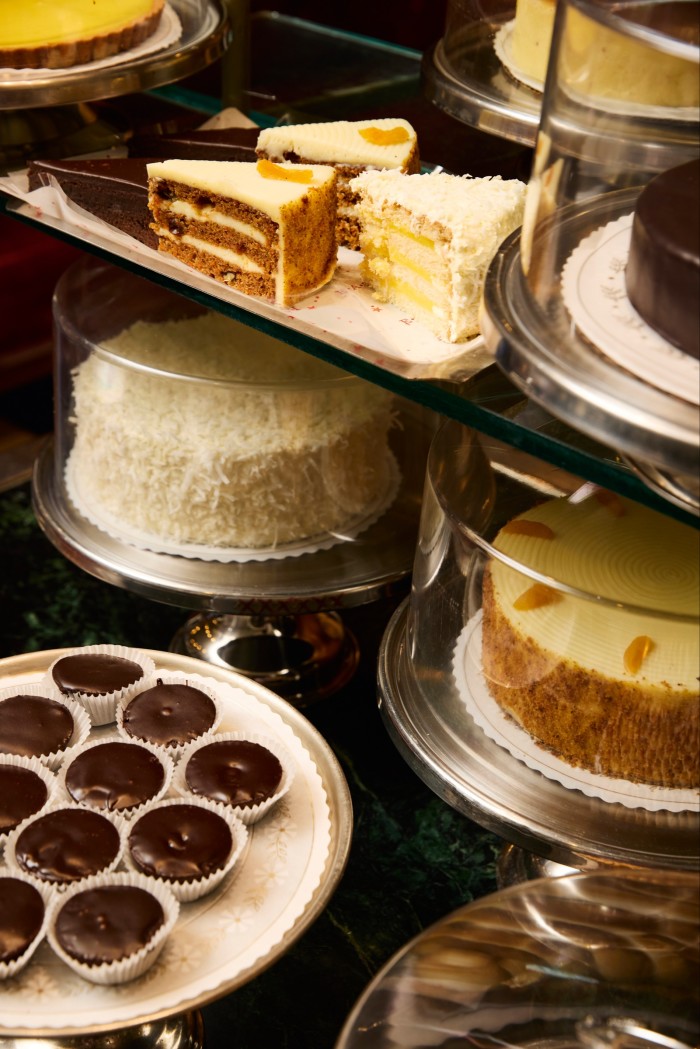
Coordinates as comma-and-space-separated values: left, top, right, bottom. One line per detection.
147, 160, 335, 223
257, 119, 417, 170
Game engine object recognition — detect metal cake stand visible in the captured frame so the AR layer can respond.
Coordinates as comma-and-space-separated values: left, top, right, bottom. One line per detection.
32, 428, 423, 704
481, 191, 700, 515
421, 23, 542, 147
378, 598, 699, 877
0, 0, 230, 110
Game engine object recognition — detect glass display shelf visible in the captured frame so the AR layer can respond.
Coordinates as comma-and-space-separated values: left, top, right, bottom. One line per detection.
2, 195, 696, 531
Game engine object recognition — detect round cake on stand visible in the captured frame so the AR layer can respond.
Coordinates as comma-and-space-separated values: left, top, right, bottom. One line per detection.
33, 256, 431, 706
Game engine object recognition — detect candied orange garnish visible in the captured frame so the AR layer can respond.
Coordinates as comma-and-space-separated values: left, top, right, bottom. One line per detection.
257, 158, 313, 183
513, 583, 562, 611
624, 635, 655, 675
593, 489, 626, 517
359, 126, 410, 145
502, 519, 555, 539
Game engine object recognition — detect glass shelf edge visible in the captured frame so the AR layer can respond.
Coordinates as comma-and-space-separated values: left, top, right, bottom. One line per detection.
3, 198, 696, 529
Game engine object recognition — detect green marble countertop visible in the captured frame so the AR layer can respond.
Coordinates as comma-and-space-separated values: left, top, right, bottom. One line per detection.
0, 482, 500, 1048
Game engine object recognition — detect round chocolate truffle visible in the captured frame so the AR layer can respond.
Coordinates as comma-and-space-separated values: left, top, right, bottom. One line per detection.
128, 804, 232, 882
185, 739, 282, 808
122, 680, 216, 748
0, 694, 73, 759
65, 741, 165, 813
0, 876, 45, 964
52, 653, 144, 697
54, 884, 164, 965
0, 765, 49, 833
14, 807, 122, 884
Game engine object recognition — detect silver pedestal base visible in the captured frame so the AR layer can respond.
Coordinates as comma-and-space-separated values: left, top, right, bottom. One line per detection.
170, 610, 360, 706
1, 1011, 203, 1048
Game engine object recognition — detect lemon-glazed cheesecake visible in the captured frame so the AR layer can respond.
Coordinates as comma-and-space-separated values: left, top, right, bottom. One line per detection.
0, 0, 165, 69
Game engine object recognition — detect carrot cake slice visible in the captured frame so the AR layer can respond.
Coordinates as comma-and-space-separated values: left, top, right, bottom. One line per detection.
147, 159, 337, 306
256, 119, 420, 250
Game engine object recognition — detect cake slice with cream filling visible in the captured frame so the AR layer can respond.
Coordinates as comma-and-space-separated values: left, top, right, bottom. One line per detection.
256, 119, 420, 249
352, 169, 526, 342
147, 158, 337, 306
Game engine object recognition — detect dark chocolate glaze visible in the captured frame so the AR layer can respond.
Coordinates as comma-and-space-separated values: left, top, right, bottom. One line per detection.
626, 158, 700, 360
65, 741, 165, 812
0, 766, 49, 832
0, 694, 73, 758
185, 739, 282, 808
27, 157, 156, 248
0, 877, 45, 963
14, 808, 121, 884
128, 804, 232, 881
122, 681, 216, 748
52, 652, 143, 697
129, 125, 259, 161
55, 885, 164, 965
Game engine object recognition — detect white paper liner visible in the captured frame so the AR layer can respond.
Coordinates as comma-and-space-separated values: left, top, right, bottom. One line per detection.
0, 754, 58, 839
561, 213, 700, 405
0, 681, 91, 771
45, 644, 157, 727
493, 20, 545, 93
64, 449, 401, 562
0, 4, 182, 79
4, 803, 129, 890
0, 173, 486, 368
173, 731, 295, 825
452, 611, 699, 812
46, 871, 179, 986
123, 796, 249, 903
116, 670, 224, 760
56, 734, 174, 818
0, 872, 53, 981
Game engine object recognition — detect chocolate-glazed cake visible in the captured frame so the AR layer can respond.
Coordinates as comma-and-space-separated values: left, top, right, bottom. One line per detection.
184, 739, 283, 809
52, 652, 144, 697
0, 765, 49, 834
65, 741, 166, 813
0, 876, 45, 965
128, 125, 259, 161
128, 803, 232, 882
54, 884, 165, 965
13, 807, 122, 884
121, 680, 217, 749
0, 694, 74, 759
28, 157, 155, 248
625, 158, 700, 360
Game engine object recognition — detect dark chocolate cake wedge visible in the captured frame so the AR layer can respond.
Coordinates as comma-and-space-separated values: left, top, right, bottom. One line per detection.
27, 157, 154, 247
127, 125, 259, 161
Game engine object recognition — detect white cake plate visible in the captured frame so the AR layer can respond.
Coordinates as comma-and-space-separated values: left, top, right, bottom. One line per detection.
0, 647, 352, 1044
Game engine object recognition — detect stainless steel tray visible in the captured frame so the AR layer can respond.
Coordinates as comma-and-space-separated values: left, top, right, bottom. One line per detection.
0, 647, 352, 1037
0, 0, 229, 110
378, 598, 699, 873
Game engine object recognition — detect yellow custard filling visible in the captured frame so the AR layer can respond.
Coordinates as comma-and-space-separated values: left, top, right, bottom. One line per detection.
1, 0, 161, 48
